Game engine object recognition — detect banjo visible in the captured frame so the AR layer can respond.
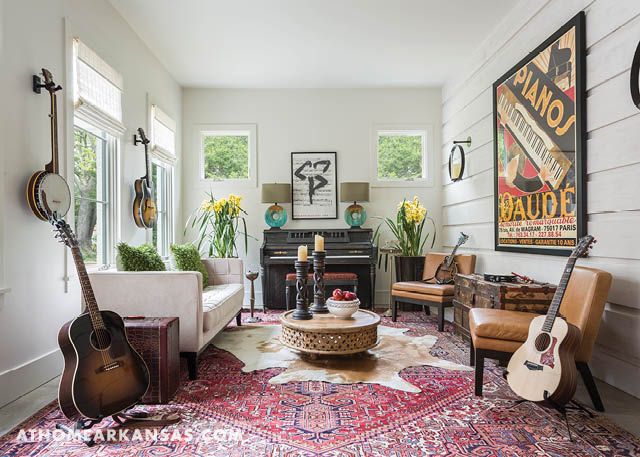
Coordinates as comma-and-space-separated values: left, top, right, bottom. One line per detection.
26, 68, 71, 221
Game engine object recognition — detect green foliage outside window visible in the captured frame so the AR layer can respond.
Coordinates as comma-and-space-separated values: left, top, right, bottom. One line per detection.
203, 135, 249, 180
74, 128, 99, 262
377, 134, 424, 180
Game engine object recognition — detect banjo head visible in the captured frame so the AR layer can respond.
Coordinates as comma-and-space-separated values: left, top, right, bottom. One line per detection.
36, 173, 71, 218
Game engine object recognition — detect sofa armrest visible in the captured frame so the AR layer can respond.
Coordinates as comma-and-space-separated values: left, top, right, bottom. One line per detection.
88, 271, 204, 353
202, 258, 244, 286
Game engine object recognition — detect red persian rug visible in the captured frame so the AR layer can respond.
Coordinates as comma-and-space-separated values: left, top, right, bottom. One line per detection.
1, 311, 639, 456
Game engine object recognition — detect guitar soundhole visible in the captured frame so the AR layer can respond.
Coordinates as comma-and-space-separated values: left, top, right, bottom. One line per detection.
90, 329, 112, 351
534, 332, 551, 352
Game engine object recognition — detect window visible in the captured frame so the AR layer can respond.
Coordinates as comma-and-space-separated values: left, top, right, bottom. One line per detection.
73, 38, 124, 267
151, 161, 172, 258
199, 124, 257, 185
371, 125, 432, 187
73, 120, 115, 266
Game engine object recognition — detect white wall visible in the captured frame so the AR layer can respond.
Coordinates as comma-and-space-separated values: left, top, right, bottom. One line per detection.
182, 88, 442, 306
0, 0, 182, 407
441, 0, 640, 397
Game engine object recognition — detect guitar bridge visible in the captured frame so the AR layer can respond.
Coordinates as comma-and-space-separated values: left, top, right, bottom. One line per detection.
97, 361, 122, 373
524, 360, 543, 371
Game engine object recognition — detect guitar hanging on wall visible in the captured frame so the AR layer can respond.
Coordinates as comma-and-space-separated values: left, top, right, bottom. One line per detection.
132, 128, 157, 228
26, 68, 71, 221
506, 235, 596, 406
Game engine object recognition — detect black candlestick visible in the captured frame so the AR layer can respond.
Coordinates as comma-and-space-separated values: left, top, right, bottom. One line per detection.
292, 260, 312, 320
310, 251, 328, 314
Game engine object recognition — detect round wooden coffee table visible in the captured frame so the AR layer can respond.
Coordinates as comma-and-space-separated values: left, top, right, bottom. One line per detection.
280, 310, 381, 355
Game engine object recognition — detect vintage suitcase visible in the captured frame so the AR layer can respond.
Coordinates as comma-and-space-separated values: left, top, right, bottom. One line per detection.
453, 273, 556, 340
123, 316, 180, 404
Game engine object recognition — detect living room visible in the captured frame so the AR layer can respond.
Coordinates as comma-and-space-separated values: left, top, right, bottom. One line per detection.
1, 0, 640, 455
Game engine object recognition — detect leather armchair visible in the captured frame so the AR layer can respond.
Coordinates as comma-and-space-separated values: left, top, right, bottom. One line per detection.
391, 252, 476, 331
469, 266, 612, 411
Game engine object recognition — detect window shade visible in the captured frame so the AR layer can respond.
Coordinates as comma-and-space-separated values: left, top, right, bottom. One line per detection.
151, 104, 176, 164
73, 38, 125, 136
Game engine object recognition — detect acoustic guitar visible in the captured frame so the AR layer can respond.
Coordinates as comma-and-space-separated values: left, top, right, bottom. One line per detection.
132, 128, 157, 228
433, 232, 469, 284
51, 217, 150, 420
26, 69, 71, 221
507, 235, 596, 405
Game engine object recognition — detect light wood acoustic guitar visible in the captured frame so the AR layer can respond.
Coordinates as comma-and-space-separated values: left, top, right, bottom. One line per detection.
132, 128, 157, 228
51, 216, 150, 421
26, 68, 71, 221
433, 232, 469, 284
507, 235, 596, 406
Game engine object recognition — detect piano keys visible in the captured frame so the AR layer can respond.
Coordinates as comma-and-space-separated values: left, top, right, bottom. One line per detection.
498, 91, 571, 189
260, 228, 377, 309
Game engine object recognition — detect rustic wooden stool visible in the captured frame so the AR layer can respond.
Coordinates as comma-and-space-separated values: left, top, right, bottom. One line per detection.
285, 272, 358, 310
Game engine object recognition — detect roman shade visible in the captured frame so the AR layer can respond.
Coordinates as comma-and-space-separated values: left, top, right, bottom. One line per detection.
151, 104, 177, 164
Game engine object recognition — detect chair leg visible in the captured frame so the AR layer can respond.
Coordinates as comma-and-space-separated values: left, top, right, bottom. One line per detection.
285, 284, 291, 310
236, 311, 242, 326
474, 349, 485, 396
469, 338, 475, 367
576, 362, 605, 412
353, 284, 358, 295
423, 305, 431, 316
437, 305, 445, 332
392, 298, 398, 322
184, 352, 198, 380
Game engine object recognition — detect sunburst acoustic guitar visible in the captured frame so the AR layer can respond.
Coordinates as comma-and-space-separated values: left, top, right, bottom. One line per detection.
132, 128, 157, 228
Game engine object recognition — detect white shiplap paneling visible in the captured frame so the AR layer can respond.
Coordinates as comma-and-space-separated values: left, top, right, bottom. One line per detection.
441, 0, 640, 397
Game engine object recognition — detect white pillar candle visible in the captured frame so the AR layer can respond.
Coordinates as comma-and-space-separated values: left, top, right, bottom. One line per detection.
297, 245, 308, 261
314, 235, 325, 252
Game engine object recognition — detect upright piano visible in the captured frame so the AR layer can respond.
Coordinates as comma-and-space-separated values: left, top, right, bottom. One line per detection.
260, 228, 377, 309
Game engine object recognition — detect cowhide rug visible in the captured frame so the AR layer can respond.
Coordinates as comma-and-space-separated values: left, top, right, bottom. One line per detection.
212, 324, 472, 392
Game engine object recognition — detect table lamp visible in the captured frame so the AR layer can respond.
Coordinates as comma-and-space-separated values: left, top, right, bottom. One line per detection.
261, 183, 291, 229
340, 182, 369, 228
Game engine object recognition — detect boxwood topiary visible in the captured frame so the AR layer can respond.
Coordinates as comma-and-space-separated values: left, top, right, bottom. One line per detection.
116, 243, 166, 272
170, 243, 209, 286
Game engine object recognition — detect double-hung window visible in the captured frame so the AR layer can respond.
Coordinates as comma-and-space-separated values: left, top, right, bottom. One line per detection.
73, 38, 125, 267
371, 124, 432, 187
149, 105, 176, 257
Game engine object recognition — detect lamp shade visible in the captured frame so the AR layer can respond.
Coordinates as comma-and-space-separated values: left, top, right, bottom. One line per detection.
261, 183, 291, 203
340, 182, 370, 202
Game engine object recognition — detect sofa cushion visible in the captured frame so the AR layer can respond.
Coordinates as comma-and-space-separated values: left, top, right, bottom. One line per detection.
171, 243, 209, 286
202, 284, 243, 332
116, 243, 165, 271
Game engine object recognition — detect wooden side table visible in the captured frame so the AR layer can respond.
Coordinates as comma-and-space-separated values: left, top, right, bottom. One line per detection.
123, 316, 180, 404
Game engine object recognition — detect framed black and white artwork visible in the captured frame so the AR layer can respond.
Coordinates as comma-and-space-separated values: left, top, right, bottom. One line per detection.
291, 152, 338, 219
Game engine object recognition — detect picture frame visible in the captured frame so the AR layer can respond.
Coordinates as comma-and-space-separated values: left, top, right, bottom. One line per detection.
493, 12, 586, 256
291, 152, 338, 220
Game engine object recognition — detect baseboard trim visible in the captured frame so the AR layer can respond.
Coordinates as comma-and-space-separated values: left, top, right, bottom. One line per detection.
0, 349, 62, 408
591, 345, 640, 399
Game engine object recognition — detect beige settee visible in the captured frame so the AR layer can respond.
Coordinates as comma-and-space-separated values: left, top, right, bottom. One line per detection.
89, 258, 244, 379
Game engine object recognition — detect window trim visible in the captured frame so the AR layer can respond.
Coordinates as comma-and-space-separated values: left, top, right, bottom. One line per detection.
147, 158, 174, 259
197, 124, 257, 187
370, 123, 434, 188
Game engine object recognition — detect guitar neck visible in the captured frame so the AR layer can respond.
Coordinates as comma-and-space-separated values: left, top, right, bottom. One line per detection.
446, 244, 461, 267
70, 246, 105, 329
45, 91, 59, 174
542, 256, 578, 332
144, 143, 152, 185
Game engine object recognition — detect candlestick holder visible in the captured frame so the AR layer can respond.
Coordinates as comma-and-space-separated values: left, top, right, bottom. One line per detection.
245, 270, 260, 323
310, 251, 328, 314
292, 260, 312, 320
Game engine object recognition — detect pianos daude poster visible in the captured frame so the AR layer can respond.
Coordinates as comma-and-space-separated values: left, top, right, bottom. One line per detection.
493, 13, 585, 256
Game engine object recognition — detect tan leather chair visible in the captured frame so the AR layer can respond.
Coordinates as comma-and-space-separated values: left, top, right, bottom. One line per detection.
469, 267, 612, 411
391, 253, 476, 331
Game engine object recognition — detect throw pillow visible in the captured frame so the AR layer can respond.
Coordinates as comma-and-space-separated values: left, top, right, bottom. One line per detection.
116, 243, 166, 272
170, 243, 209, 286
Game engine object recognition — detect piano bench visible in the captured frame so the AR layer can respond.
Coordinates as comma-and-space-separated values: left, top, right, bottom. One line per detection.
285, 272, 358, 310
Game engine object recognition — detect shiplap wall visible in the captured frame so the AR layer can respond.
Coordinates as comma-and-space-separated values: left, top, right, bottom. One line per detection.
441, 0, 640, 397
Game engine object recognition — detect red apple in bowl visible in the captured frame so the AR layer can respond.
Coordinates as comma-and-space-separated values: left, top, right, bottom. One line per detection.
332, 288, 344, 301
343, 291, 357, 301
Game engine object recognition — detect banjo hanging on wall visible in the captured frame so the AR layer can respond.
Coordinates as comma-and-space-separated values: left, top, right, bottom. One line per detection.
26, 68, 71, 221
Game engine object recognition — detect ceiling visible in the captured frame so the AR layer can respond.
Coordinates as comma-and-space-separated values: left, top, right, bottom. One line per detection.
110, 0, 516, 88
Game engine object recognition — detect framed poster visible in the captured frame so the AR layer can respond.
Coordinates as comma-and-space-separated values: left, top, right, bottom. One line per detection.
291, 152, 338, 219
493, 12, 586, 256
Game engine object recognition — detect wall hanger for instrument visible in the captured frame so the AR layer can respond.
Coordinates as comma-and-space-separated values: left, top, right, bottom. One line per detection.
449, 137, 470, 182
631, 40, 640, 110
32, 74, 61, 95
